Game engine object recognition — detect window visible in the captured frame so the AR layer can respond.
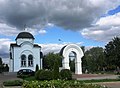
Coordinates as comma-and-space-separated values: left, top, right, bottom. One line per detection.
28, 54, 33, 67
21, 54, 26, 67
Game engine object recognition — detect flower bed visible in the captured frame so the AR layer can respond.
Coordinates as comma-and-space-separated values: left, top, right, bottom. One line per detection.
22, 80, 107, 88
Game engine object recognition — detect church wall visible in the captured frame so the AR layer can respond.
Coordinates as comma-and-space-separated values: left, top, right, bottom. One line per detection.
9, 47, 14, 72
32, 48, 41, 70
17, 39, 34, 45
12, 44, 41, 72
9, 59, 13, 72
13, 47, 21, 72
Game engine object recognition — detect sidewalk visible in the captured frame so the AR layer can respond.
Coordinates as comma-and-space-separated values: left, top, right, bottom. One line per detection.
73, 74, 120, 88
0, 73, 22, 88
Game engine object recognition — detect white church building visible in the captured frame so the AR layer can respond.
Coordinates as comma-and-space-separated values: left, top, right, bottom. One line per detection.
9, 31, 43, 72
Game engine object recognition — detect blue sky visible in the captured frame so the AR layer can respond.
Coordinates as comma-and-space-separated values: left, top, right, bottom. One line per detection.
34, 26, 105, 46
0, 0, 120, 63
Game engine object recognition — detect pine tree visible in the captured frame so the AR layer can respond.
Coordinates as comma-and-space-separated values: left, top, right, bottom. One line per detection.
0, 57, 3, 73
35, 64, 39, 72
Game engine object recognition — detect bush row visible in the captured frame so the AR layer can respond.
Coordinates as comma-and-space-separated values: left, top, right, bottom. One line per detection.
22, 80, 107, 88
35, 69, 72, 80
3, 80, 23, 86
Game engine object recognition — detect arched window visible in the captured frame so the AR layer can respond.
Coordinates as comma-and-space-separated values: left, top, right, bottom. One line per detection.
21, 54, 26, 67
28, 54, 33, 67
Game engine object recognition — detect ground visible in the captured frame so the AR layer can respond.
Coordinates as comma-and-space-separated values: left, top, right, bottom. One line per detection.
0, 73, 120, 88
73, 74, 120, 88
0, 72, 22, 88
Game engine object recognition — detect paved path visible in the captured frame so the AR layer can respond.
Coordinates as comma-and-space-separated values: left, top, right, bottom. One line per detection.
73, 74, 119, 80
96, 82, 120, 88
0, 72, 21, 82
0, 72, 22, 88
73, 74, 120, 88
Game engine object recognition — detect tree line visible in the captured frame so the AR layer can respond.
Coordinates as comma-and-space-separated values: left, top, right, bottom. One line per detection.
0, 57, 9, 73
82, 37, 120, 73
43, 37, 120, 73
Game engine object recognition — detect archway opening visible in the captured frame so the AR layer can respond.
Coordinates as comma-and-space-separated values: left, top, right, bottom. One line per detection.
69, 51, 76, 73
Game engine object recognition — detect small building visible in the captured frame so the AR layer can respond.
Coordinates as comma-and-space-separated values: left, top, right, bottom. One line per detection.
9, 31, 43, 72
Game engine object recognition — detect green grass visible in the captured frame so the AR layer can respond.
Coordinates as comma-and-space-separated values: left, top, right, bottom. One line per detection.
22, 76, 36, 81
3, 80, 23, 86
81, 79, 120, 83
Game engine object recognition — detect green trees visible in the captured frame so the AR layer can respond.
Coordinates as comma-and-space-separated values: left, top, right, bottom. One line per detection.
36, 53, 72, 80
0, 57, 9, 73
35, 64, 39, 72
53, 59, 60, 79
60, 69, 72, 80
43, 53, 62, 70
0, 57, 3, 73
4, 64, 9, 72
82, 37, 120, 73
83, 47, 105, 72
42, 53, 62, 79
104, 37, 120, 70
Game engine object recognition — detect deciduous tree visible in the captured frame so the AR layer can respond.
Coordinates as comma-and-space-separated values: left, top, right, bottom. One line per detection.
104, 37, 120, 70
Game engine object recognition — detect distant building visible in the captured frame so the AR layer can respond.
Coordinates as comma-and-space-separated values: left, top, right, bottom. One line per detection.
9, 32, 43, 72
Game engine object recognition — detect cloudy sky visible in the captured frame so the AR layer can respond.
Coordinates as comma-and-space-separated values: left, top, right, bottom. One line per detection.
0, 0, 120, 63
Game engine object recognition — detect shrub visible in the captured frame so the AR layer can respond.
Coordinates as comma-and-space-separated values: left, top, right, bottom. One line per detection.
35, 69, 53, 80
35, 64, 39, 72
35, 69, 43, 80
53, 60, 60, 79
3, 80, 23, 86
60, 69, 72, 80
17, 74, 30, 79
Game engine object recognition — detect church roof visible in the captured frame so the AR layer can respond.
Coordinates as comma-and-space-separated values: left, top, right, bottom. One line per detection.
10, 43, 20, 47
16, 32, 35, 40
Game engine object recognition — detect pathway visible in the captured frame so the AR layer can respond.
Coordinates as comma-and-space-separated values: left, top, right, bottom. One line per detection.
73, 74, 120, 88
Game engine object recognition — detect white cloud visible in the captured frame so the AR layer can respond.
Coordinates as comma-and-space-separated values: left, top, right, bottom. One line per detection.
40, 42, 83, 55
0, 23, 20, 36
96, 13, 120, 26
81, 12, 120, 42
40, 43, 66, 55
39, 30, 47, 34
0, 38, 14, 59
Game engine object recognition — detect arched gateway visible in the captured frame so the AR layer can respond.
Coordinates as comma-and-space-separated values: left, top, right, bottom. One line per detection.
60, 44, 84, 74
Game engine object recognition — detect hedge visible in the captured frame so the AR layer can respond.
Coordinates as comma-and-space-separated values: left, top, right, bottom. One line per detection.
35, 70, 53, 80
3, 80, 23, 86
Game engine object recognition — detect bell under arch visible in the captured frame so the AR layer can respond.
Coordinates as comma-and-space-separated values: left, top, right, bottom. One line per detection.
60, 44, 84, 74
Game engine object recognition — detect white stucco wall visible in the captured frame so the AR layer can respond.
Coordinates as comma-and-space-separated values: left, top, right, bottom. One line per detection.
10, 39, 42, 72
17, 39, 34, 45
